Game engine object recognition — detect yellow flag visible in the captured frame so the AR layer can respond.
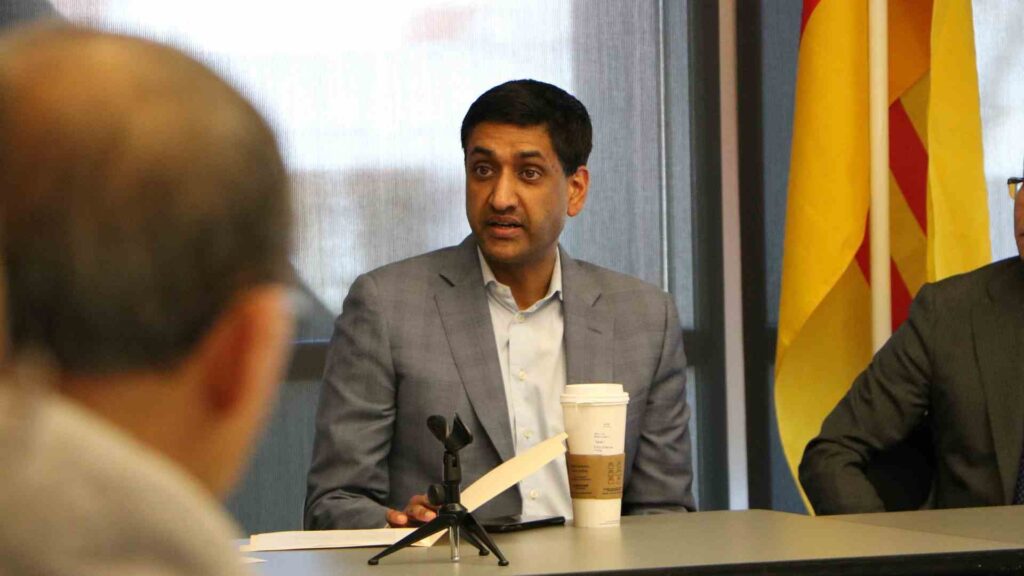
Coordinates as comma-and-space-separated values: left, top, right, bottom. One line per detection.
775, 0, 990, 511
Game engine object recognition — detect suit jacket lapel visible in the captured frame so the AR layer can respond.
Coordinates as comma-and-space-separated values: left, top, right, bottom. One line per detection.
561, 247, 614, 384
435, 237, 514, 462
974, 261, 1024, 503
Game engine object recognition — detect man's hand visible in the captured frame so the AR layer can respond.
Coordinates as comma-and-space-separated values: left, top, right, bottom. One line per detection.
386, 494, 438, 527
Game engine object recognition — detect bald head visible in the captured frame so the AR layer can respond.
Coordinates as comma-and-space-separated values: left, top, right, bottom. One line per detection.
0, 25, 291, 373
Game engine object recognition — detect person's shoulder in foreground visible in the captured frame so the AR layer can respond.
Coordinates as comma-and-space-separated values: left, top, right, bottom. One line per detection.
800, 256, 1024, 515
0, 23, 293, 575
0, 367, 249, 576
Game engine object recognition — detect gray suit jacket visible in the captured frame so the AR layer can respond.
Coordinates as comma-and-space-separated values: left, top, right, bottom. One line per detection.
305, 237, 694, 529
800, 257, 1024, 514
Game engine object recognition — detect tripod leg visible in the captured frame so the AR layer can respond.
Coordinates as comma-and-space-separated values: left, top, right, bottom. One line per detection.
464, 513, 509, 566
460, 528, 490, 556
449, 525, 460, 562
368, 516, 452, 565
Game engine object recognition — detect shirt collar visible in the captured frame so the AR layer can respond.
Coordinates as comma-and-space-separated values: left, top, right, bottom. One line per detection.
477, 247, 563, 307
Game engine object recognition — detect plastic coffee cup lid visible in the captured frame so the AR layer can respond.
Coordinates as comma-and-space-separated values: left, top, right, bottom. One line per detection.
560, 383, 629, 405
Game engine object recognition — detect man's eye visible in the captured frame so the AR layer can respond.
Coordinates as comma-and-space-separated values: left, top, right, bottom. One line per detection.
473, 165, 493, 178
521, 168, 542, 181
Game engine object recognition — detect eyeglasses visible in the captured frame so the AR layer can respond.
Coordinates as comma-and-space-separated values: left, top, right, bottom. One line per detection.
1010, 156, 1024, 200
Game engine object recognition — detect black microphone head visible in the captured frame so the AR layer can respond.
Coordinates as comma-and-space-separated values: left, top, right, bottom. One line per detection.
427, 415, 448, 443
445, 414, 473, 452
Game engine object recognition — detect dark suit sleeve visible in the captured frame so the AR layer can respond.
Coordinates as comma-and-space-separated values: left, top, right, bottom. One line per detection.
799, 283, 936, 515
305, 273, 396, 529
623, 294, 696, 514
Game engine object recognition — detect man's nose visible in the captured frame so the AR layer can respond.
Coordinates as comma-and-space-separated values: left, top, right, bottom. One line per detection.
490, 172, 518, 211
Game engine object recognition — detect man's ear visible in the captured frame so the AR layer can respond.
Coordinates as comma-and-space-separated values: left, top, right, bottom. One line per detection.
195, 286, 294, 415
567, 165, 589, 218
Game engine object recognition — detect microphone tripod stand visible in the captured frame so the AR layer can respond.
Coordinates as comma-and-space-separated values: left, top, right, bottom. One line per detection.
368, 414, 509, 566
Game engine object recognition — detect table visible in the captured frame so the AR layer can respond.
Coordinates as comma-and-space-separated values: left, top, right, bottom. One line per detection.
831, 505, 1024, 545
250, 509, 1024, 575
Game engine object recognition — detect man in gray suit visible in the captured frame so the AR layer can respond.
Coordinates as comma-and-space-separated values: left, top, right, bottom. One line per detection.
800, 174, 1024, 514
306, 79, 694, 530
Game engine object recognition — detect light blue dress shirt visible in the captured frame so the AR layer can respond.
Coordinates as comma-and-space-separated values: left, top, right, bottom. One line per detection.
478, 249, 572, 519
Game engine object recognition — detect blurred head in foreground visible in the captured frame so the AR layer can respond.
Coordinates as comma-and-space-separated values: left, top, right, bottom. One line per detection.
0, 23, 294, 496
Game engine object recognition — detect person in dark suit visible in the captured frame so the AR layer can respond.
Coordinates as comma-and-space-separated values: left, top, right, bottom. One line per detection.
800, 174, 1024, 514
305, 80, 695, 530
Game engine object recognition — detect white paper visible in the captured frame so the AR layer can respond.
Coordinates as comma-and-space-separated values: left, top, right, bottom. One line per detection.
244, 432, 568, 552
242, 528, 416, 552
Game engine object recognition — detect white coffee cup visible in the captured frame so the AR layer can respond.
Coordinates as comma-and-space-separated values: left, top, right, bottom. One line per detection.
560, 383, 629, 528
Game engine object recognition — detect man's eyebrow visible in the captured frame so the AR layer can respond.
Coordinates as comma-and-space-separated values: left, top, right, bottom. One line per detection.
466, 147, 548, 162
516, 150, 544, 161
468, 146, 495, 157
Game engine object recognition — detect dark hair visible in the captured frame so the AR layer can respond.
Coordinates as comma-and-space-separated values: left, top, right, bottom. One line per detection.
0, 25, 292, 374
460, 79, 592, 176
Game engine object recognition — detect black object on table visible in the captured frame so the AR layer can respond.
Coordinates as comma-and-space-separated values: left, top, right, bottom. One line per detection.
367, 414, 508, 567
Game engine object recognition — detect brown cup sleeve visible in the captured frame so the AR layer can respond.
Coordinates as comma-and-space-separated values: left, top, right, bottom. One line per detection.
566, 453, 625, 499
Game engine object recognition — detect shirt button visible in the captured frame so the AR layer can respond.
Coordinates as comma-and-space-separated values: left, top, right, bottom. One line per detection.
517, 369, 527, 381
514, 313, 524, 323
523, 429, 534, 440
529, 489, 540, 500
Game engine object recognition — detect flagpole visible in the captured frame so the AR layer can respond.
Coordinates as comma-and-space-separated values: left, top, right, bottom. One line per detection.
869, 0, 891, 351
